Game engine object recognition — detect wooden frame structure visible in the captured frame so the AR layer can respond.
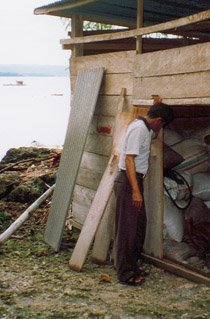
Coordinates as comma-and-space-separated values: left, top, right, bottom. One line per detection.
34, 1, 210, 285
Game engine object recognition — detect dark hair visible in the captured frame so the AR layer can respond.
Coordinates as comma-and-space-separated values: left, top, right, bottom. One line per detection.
147, 102, 174, 126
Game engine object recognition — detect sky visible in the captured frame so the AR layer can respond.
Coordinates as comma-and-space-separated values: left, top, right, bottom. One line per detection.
0, 0, 71, 66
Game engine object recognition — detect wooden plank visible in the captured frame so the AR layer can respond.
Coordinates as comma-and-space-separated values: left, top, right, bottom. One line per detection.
143, 254, 210, 287
132, 97, 210, 106
69, 89, 131, 271
92, 191, 115, 265
61, 10, 210, 45
73, 185, 96, 207
71, 73, 133, 95
133, 71, 210, 100
84, 133, 113, 156
76, 168, 103, 191
80, 152, 109, 173
71, 202, 90, 227
44, 67, 104, 251
70, 50, 135, 75
134, 42, 210, 77
144, 131, 163, 259
95, 95, 132, 116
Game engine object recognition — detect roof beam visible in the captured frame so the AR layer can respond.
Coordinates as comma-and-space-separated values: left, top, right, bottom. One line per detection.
34, 0, 98, 15
60, 9, 210, 45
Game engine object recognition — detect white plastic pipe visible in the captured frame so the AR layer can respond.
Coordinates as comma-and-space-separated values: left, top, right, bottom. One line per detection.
0, 184, 55, 244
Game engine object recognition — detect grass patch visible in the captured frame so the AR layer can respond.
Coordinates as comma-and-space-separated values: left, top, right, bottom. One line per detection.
0, 209, 12, 231
0, 232, 73, 263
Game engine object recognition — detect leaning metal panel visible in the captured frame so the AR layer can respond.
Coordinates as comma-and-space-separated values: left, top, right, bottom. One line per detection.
44, 67, 104, 251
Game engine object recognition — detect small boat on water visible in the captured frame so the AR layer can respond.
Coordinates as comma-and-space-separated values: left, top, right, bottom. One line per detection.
3, 80, 26, 86
16, 80, 25, 86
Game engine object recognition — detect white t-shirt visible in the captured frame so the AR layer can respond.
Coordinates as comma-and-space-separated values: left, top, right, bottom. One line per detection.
119, 119, 153, 175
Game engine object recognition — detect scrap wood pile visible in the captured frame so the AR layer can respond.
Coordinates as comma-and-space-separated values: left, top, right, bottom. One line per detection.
163, 126, 210, 272
0, 147, 62, 238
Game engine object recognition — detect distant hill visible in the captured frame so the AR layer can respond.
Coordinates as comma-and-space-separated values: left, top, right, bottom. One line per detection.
0, 64, 69, 77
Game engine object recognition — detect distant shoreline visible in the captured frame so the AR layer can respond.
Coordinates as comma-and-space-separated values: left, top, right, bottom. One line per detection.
0, 64, 69, 77
0, 73, 68, 77
0, 73, 22, 77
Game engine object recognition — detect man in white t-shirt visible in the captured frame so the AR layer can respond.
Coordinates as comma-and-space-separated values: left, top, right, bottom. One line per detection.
114, 102, 174, 286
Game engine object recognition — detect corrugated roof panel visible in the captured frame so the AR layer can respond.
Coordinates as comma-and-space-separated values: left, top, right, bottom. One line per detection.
34, 0, 210, 30
63, 2, 137, 22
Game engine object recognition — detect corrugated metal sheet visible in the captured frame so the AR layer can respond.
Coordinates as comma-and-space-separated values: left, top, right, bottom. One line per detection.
34, 0, 210, 29
44, 67, 104, 251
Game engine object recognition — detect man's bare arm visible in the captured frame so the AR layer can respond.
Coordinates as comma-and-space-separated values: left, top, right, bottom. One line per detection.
125, 154, 143, 209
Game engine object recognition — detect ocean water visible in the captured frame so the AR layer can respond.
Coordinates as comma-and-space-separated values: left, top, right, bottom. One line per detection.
0, 76, 71, 161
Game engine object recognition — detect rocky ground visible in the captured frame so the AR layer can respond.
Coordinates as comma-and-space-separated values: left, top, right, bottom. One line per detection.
0, 147, 210, 319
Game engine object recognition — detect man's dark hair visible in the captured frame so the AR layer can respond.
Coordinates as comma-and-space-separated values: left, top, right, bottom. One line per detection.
147, 102, 174, 126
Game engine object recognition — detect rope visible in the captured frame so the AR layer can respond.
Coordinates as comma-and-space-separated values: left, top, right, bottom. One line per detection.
163, 170, 193, 210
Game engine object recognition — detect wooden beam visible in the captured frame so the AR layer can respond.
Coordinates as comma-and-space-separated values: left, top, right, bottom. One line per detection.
142, 254, 210, 287
34, 0, 97, 15
60, 9, 210, 45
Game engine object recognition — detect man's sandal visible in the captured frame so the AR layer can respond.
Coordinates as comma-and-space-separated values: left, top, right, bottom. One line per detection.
122, 275, 145, 286
136, 269, 149, 277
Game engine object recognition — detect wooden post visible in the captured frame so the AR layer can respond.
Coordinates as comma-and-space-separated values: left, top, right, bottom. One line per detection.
71, 15, 83, 57
136, 0, 144, 54
143, 130, 163, 258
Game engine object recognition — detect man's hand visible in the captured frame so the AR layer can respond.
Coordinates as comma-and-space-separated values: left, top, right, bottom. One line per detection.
125, 154, 143, 210
132, 189, 143, 209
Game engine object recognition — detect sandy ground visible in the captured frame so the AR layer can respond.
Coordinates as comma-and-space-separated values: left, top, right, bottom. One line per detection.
0, 154, 210, 319
0, 226, 210, 319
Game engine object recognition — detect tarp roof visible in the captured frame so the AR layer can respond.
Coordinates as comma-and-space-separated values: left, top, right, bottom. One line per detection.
34, 0, 210, 28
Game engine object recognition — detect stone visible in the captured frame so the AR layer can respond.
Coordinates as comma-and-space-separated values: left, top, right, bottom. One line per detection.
7, 177, 48, 204
0, 172, 21, 199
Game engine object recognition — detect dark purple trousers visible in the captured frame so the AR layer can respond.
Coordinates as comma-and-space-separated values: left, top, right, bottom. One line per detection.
114, 171, 147, 282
